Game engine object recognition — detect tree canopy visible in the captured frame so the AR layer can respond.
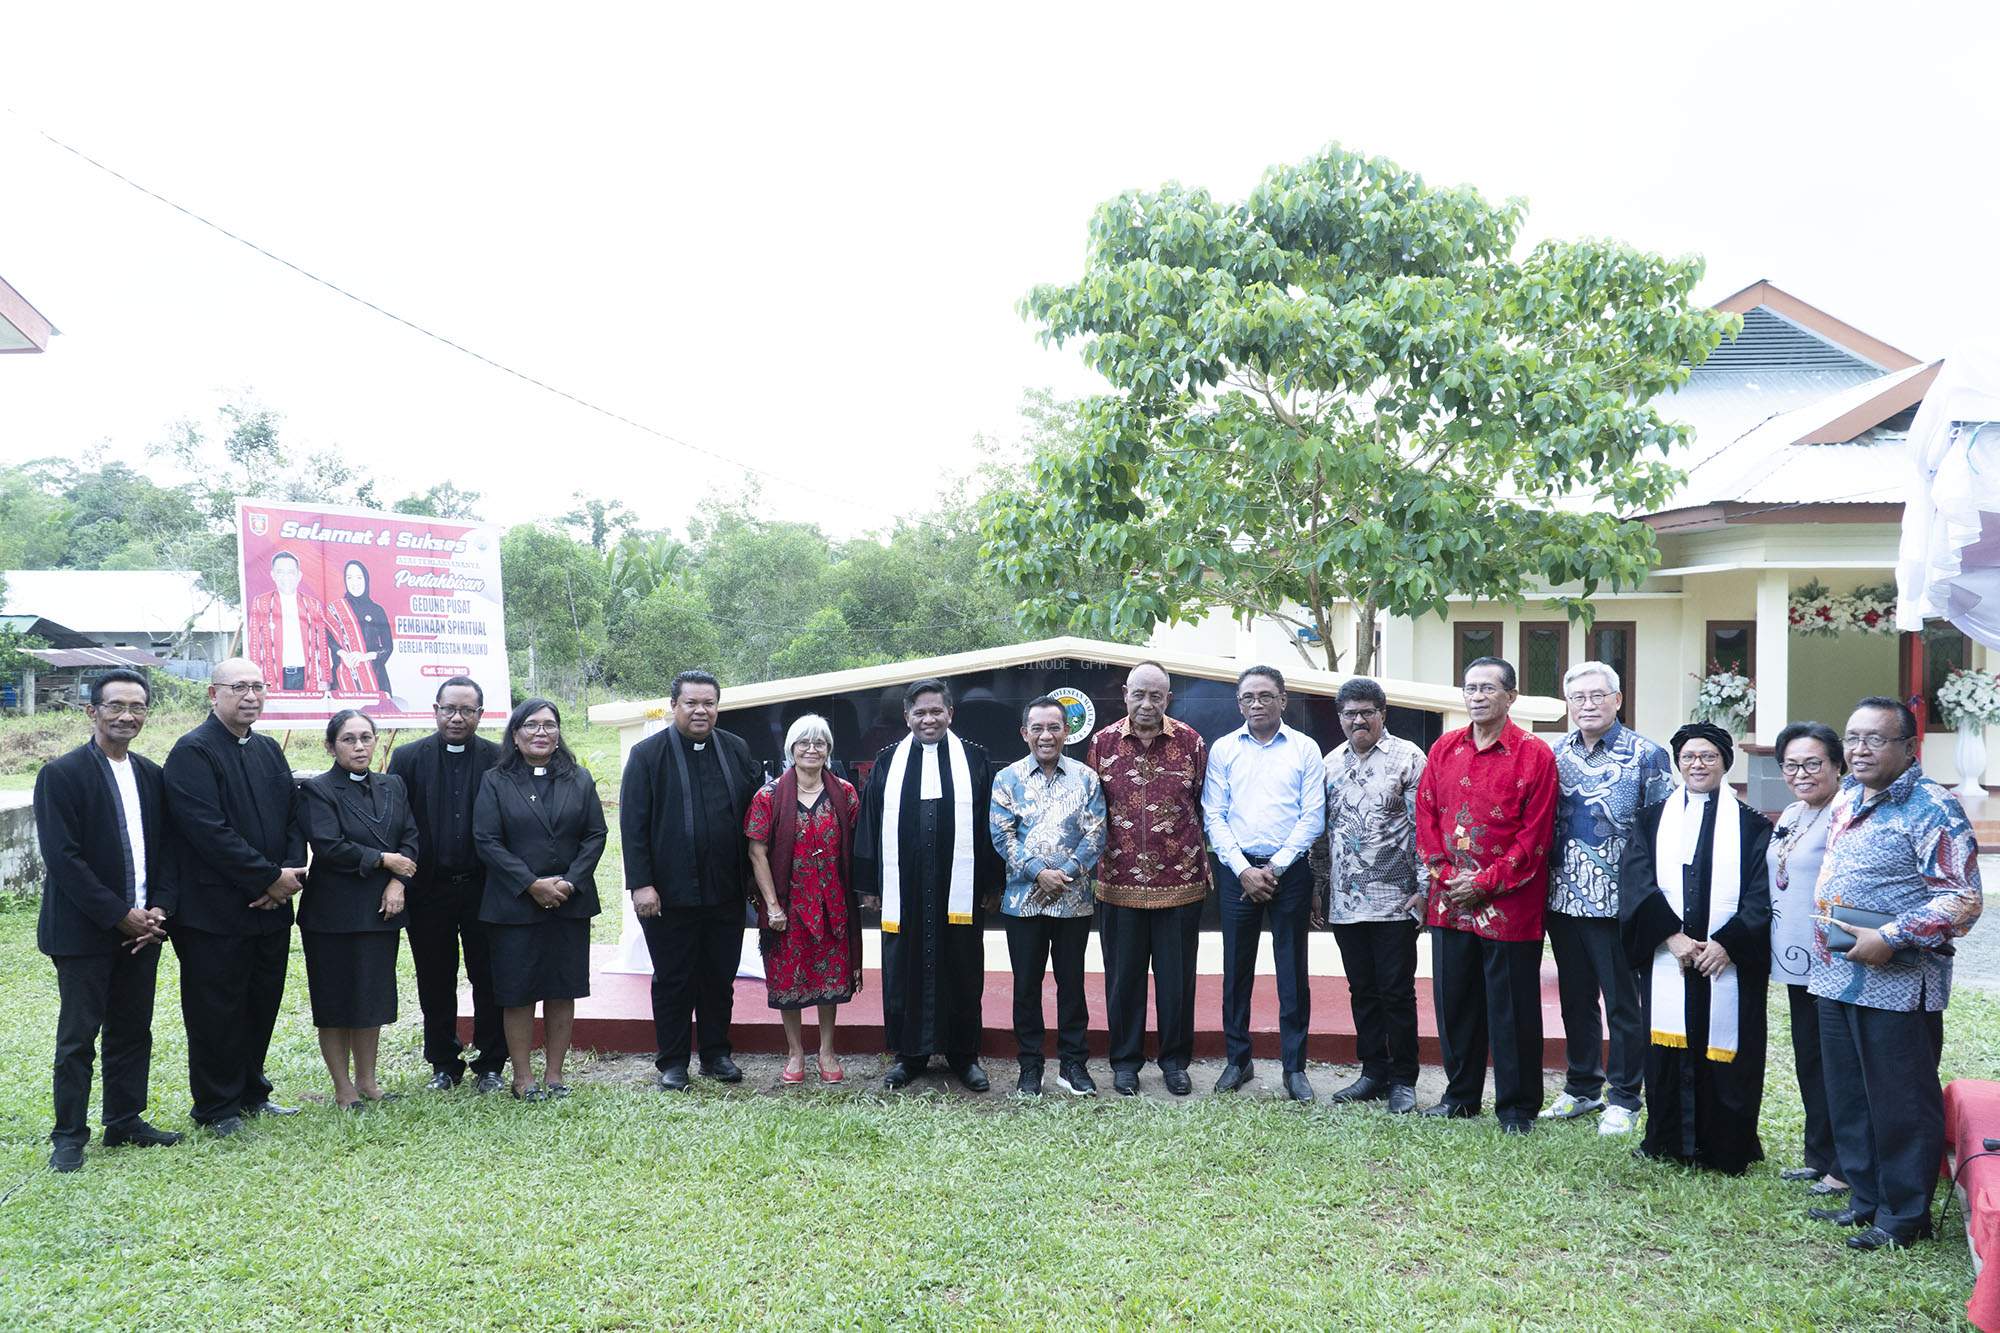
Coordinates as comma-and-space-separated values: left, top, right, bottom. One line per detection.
982, 143, 1739, 673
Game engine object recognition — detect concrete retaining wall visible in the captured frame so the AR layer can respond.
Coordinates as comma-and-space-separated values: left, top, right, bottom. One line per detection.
1, 793, 42, 902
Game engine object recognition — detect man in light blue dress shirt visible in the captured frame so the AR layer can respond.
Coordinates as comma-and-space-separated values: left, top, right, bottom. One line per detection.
1202, 665, 1326, 1101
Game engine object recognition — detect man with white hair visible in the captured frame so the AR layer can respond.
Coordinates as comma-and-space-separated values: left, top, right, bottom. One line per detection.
1543, 660, 1672, 1134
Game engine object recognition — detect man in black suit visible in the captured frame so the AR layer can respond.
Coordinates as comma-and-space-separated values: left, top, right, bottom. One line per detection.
35, 669, 181, 1172
163, 656, 308, 1135
389, 676, 506, 1093
621, 669, 761, 1092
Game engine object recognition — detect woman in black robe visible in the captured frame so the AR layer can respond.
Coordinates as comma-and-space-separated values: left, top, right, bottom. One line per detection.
1618, 721, 1772, 1175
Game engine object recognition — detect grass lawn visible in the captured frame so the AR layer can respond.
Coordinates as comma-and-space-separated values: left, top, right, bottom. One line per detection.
0, 898, 1993, 1331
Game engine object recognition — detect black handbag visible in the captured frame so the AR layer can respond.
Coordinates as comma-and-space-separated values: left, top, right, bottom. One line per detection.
1822, 904, 1951, 958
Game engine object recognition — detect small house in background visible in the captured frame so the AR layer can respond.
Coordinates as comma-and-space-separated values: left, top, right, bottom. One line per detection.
0, 273, 55, 354
0, 569, 237, 669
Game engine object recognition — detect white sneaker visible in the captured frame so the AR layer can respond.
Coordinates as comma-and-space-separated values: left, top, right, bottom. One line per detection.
1598, 1105, 1637, 1136
1540, 1092, 1607, 1120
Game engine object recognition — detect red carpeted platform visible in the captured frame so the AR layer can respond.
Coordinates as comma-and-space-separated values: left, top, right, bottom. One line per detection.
463, 945, 1580, 1069
1945, 1079, 2000, 1331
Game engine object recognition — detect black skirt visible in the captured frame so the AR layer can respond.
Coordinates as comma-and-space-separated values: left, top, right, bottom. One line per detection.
488, 917, 591, 1007
301, 929, 400, 1028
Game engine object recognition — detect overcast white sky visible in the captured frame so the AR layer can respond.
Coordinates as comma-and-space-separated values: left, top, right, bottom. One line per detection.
2, 2, 1995, 539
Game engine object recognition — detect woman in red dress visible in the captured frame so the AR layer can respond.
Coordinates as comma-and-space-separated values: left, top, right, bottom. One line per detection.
746, 713, 861, 1085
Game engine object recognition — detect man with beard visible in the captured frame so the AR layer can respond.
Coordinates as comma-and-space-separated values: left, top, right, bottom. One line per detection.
389, 676, 506, 1093
857, 678, 1003, 1091
163, 657, 308, 1135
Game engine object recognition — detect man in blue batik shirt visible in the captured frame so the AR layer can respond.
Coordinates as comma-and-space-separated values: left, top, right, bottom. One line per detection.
1544, 662, 1672, 1135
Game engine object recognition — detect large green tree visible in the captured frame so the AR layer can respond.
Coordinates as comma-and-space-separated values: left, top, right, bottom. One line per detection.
499, 524, 610, 700
983, 144, 1738, 673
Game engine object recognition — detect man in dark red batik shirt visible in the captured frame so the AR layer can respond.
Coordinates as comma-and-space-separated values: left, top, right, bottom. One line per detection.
1414, 655, 1559, 1133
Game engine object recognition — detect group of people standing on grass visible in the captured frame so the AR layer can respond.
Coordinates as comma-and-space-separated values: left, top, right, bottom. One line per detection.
32, 653, 1985, 1253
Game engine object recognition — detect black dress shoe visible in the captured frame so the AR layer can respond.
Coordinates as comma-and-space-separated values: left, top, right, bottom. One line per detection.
1214, 1063, 1254, 1093
474, 1072, 505, 1095
1386, 1084, 1418, 1114
954, 1062, 990, 1093
658, 1065, 692, 1092
1016, 1065, 1044, 1097
1112, 1069, 1140, 1097
1421, 1101, 1478, 1120
1847, 1224, 1924, 1251
425, 1069, 461, 1092
49, 1142, 84, 1173
1499, 1119, 1533, 1136
1284, 1071, 1315, 1103
204, 1116, 246, 1138
1809, 1206, 1874, 1228
241, 1100, 299, 1118
1329, 1074, 1388, 1104
1162, 1068, 1193, 1097
883, 1059, 926, 1090
701, 1055, 743, 1084
104, 1119, 183, 1148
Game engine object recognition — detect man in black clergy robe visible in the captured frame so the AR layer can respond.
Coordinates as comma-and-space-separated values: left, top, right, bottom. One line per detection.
857, 678, 1003, 1092
623, 669, 762, 1092
36, 669, 181, 1172
389, 675, 506, 1093
163, 656, 308, 1135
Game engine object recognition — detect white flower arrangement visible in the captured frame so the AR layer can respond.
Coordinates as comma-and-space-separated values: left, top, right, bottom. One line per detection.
1788, 579, 1897, 638
1691, 666, 1756, 735
1937, 668, 2000, 729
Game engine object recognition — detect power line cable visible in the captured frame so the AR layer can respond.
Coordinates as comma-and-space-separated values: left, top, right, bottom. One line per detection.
12, 112, 890, 518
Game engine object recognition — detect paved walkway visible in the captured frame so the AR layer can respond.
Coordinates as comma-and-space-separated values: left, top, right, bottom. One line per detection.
1954, 854, 2000, 995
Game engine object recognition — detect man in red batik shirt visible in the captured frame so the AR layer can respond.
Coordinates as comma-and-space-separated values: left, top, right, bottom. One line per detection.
1414, 655, 1559, 1133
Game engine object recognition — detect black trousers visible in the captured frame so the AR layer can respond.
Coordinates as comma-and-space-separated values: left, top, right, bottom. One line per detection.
1330, 919, 1419, 1086
51, 947, 160, 1146
1545, 910, 1645, 1111
1431, 927, 1545, 1124
640, 903, 744, 1071
172, 926, 289, 1124
407, 871, 505, 1076
1005, 913, 1091, 1066
1217, 857, 1311, 1072
1818, 997, 1945, 1237
1099, 899, 1203, 1074
1787, 984, 1841, 1178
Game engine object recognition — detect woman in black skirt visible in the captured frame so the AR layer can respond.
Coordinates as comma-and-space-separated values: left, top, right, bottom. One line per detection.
474, 697, 605, 1101
300, 709, 417, 1110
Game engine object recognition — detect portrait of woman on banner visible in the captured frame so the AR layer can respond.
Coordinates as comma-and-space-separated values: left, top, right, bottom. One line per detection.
327, 558, 397, 702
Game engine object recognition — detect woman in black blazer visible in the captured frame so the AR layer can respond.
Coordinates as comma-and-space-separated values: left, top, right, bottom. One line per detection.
300, 709, 417, 1110
474, 697, 606, 1101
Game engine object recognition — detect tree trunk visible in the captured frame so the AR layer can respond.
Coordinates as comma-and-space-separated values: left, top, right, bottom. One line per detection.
1352, 602, 1379, 677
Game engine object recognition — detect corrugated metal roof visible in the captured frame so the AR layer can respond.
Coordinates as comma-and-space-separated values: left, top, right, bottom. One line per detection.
0, 569, 235, 634
25, 646, 164, 669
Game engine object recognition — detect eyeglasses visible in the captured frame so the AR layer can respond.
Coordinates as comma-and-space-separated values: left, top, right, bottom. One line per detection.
1339, 709, 1380, 723
216, 681, 268, 695
435, 705, 481, 719
1565, 691, 1613, 707
1238, 692, 1282, 706
1779, 758, 1826, 777
1463, 683, 1507, 698
1680, 753, 1722, 767
518, 721, 560, 734
93, 703, 149, 718
1843, 733, 1910, 752
794, 738, 829, 751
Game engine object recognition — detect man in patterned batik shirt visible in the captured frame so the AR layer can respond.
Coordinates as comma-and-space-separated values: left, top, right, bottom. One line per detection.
1808, 696, 1982, 1253
990, 696, 1107, 1098
1317, 677, 1427, 1115
1543, 661, 1672, 1135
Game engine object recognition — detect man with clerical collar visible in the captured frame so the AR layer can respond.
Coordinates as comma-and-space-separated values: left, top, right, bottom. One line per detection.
162, 656, 309, 1135
1316, 677, 1426, 1114
1414, 655, 1558, 1133
1202, 664, 1326, 1102
622, 669, 761, 1092
990, 694, 1107, 1097
389, 675, 506, 1092
1088, 661, 1210, 1097
1543, 661, 1672, 1134
857, 678, 1004, 1092
36, 668, 181, 1171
